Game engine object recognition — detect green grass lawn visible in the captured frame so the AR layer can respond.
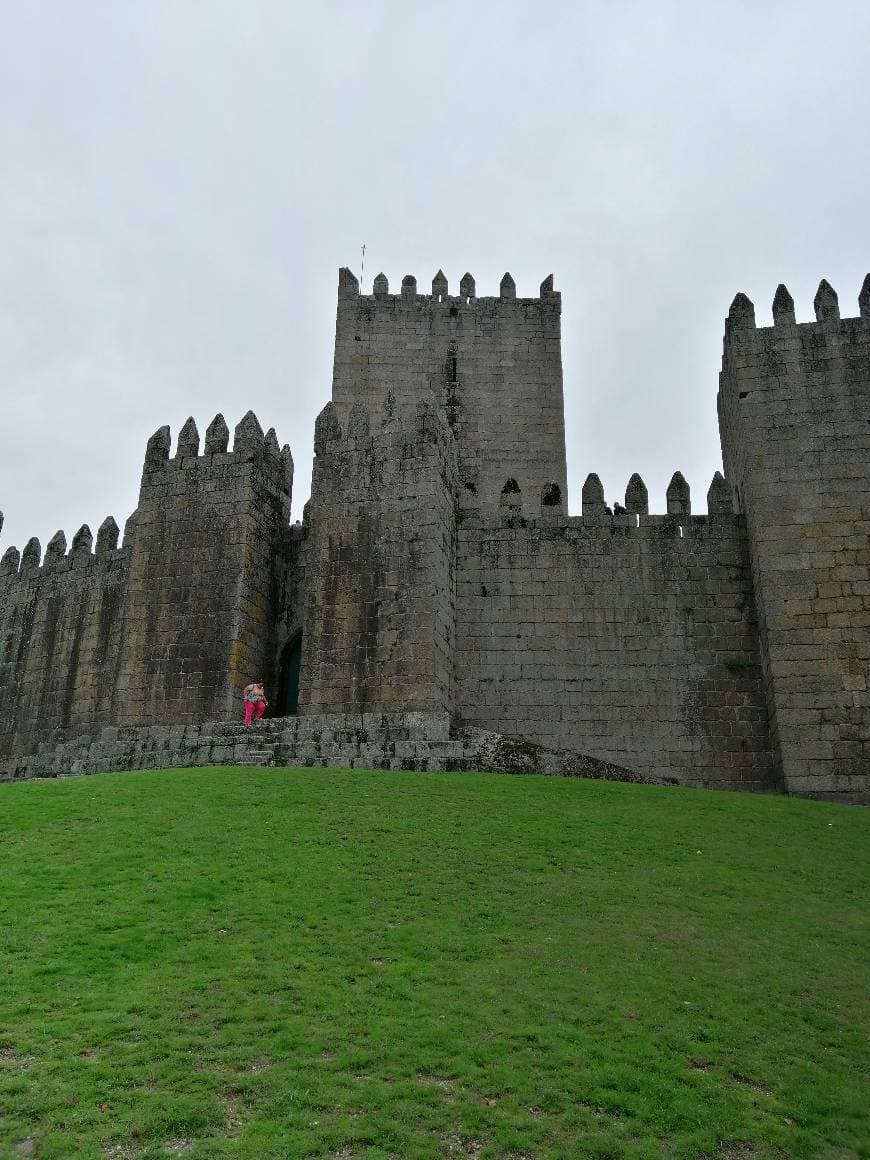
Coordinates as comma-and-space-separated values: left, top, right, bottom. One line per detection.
0, 768, 867, 1159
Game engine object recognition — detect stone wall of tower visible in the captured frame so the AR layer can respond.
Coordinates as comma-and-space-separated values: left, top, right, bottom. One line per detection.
0, 518, 129, 759
454, 477, 776, 790
717, 277, 870, 801
112, 412, 294, 727
298, 393, 457, 716
331, 268, 567, 520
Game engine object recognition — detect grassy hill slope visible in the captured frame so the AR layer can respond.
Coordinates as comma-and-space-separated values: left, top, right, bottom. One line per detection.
0, 768, 867, 1159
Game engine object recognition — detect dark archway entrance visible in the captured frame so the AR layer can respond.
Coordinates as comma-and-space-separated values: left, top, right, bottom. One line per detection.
277, 634, 302, 716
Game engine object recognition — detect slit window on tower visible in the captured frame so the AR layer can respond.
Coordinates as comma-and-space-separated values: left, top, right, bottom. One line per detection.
446, 350, 458, 383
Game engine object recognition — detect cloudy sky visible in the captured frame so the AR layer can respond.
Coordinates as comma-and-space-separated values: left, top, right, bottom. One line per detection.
1, 0, 868, 552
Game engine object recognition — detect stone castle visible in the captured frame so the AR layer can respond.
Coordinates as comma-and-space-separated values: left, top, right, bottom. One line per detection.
1, 268, 868, 801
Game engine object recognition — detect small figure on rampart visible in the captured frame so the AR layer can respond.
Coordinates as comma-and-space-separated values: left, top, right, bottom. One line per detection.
613, 501, 626, 516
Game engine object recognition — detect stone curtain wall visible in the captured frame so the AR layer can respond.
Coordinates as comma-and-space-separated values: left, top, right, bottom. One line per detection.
3, 267, 867, 800
331, 268, 568, 520
0, 519, 129, 759
0, 413, 294, 759
298, 395, 458, 716
454, 496, 776, 790
113, 412, 293, 727
718, 278, 870, 799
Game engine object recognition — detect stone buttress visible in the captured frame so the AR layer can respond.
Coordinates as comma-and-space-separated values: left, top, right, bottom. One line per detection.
298, 392, 458, 716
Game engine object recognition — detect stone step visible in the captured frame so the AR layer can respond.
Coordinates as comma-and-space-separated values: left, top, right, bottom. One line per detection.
6, 712, 644, 787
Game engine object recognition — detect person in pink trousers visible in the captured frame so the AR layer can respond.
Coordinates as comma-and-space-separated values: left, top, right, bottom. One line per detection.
243, 679, 268, 725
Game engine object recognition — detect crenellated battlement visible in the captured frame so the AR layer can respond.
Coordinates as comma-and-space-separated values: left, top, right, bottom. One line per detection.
338, 266, 560, 306
579, 469, 735, 521
140, 410, 293, 492
0, 516, 129, 585
724, 275, 870, 338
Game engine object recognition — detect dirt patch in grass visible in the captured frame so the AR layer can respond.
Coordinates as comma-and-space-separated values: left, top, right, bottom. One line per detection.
440, 1132, 488, 1156
417, 1073, 456, 1093
730, 1072, 773, 1096
221, 1089, 246, 1136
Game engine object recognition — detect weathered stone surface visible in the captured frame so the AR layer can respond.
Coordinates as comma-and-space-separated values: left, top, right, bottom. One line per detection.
772, 283, 796, 326
205, 413, 229, 454
706, 471, 731, 515
625, 473, 649, 515
718, 278, 870, 799
581, 472, 605, 518
0, 713, 656, 787
175, 416, 200, 459
666, 471, 691, 516
2, 269, 868, 801
813, 278, 839, 322
299, 392, 458, 718
0, 415, 293, 758
331, 269, 567, 520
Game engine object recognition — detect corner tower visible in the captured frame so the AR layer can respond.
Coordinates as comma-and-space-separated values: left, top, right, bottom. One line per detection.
331, 268, 568, 518
718, 276, 870, 801
113, 412, 293, 726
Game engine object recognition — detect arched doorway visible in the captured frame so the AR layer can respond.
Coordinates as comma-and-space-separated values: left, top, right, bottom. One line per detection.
277, 634, 302, 716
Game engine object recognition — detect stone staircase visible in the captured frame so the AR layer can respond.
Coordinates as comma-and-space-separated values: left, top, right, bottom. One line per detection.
2, 712, 651, 786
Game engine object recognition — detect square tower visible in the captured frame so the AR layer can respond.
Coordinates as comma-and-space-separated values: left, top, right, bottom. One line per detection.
331, 268, 568, 518
718, 278, 870, 800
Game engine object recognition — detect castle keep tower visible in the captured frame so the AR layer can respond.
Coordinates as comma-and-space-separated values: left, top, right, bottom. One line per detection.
718, 278, 870, 797
331, 268, 568, 519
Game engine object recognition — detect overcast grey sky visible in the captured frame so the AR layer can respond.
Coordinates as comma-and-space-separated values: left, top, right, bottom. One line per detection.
1, 0, 868, 552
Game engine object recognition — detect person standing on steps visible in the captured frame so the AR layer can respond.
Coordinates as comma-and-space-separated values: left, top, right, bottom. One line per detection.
243, 679, 268, 726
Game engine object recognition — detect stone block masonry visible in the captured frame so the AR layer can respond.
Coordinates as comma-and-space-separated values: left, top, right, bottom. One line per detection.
0, 712, 656, 786
0, 411, 294, 758
299, 392, 457, 716
718, 279, 870, 799
113, 410, 293, 728
456, 499, 774, 791
1, 268, 868, 802
332, 268, 567, 521
0, 518, 128, 759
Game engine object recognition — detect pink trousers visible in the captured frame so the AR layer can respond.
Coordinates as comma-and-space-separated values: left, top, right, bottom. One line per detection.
244, 699, 265, 726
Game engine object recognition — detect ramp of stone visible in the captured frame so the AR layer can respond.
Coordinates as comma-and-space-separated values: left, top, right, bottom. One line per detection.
0, 713, 653, 786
